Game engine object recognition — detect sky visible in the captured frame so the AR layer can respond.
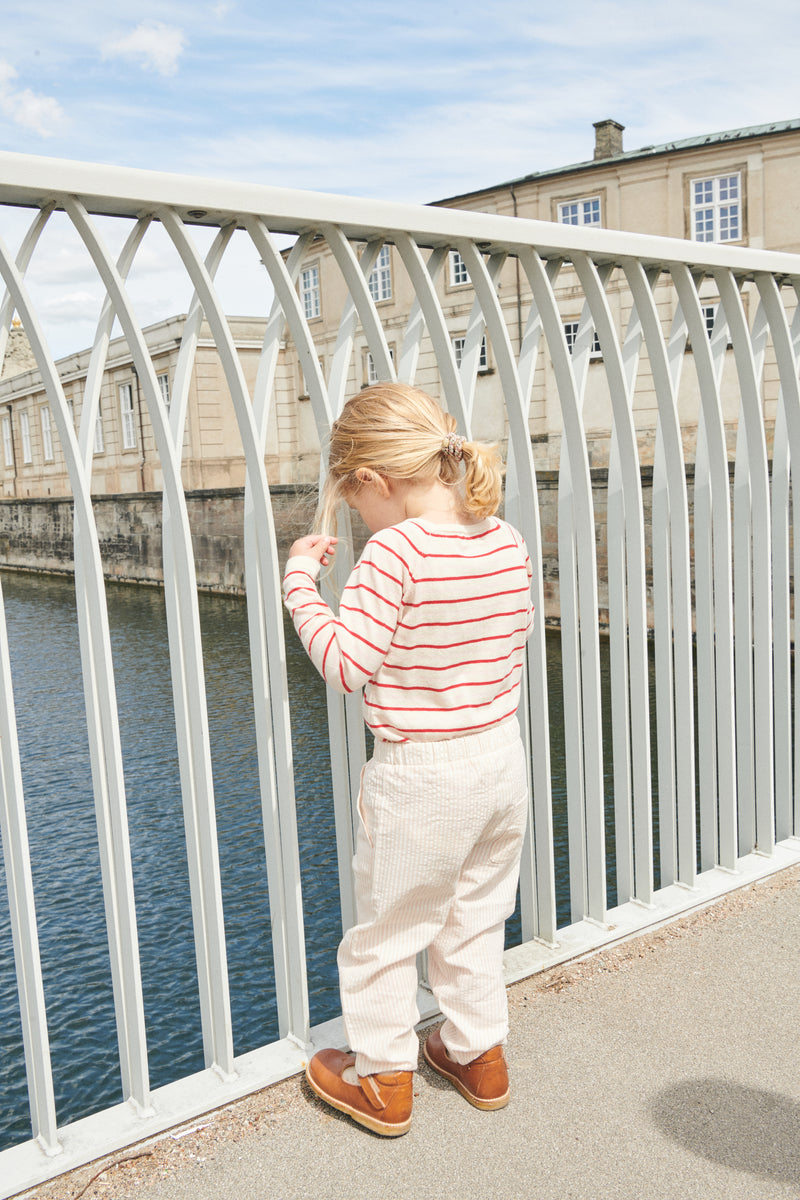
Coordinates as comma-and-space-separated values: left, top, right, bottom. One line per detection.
1, 0, 799, 355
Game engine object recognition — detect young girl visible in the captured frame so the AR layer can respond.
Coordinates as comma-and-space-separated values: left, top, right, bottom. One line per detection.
283, 382, 533, 1136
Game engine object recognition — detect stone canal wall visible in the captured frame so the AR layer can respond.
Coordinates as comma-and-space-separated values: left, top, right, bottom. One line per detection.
0, 470, 702, 626
0, 486, 319, 595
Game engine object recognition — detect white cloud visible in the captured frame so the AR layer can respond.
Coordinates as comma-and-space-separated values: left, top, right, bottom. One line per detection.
102, 23, 185, 77
0, 60, 65, 137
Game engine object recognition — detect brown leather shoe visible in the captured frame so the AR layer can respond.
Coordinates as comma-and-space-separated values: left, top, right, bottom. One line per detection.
423, 1027, 509, 1110
305, 1048, 413, 1136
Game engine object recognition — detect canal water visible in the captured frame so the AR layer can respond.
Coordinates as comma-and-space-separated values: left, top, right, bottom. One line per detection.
0, 570, 630, 1151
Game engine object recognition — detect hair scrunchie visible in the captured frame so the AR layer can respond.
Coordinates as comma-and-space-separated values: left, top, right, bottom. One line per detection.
442, 432, 465, 460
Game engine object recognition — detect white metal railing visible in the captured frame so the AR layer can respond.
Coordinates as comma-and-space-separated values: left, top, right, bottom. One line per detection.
0, 152, 799, 1194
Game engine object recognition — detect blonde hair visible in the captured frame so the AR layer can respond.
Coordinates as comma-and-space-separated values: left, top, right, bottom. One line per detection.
315, 382, 503, 535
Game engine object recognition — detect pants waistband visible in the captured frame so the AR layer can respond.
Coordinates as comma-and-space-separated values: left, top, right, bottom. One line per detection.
372, 718, 520, 766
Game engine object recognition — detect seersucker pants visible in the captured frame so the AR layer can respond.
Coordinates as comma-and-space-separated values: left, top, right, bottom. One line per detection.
338, 718, 529, 1076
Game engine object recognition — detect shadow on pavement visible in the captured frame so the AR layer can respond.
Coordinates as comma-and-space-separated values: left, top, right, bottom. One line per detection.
650, 1077, 800, 1186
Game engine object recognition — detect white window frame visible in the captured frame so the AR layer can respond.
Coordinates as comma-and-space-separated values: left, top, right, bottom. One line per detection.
564, 320, 602, 359
449, 250, 470, 287
368, 246, 392, 302
119, 382, 136, 450
558, 196, 602, 227
701, 303, 718, 339
366, 346, 395, 385
93, 403, 105, 454
20, 410, 31, 464
300, 265, 321, 320
2, 414, 13, 468
40, 405, 53, 461
452, 334, 488, 371
691, 172, 742, 243
157, 372, 171, 410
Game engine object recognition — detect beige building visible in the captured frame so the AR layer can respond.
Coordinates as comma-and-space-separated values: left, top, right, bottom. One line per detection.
0, 315, 297, 498
279, 116, 800, 474
3, 117, 798, 500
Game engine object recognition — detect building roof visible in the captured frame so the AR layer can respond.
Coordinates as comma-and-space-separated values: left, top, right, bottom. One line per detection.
433, 117, 800, 206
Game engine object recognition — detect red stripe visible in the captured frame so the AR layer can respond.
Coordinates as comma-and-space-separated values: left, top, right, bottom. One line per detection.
364, 683, 517, 714
339, 600, 397, 631
367, 704, 519, 737
381, 645, 526, 672
402, 584, 530, 609
341, 649, 374, 678
334, 622, 390, 656
321, 633, 336, 681
407, 518, 499, 541
375, 666, 521, 693
386, 625, 530, 653
353, 560, 403, 588
398, 607, 530, 630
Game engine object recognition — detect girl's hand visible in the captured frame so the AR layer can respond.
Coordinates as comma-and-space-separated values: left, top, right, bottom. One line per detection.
289, 535, 338, 566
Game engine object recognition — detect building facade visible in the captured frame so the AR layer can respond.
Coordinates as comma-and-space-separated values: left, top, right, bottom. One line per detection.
0, 315, 298, 499
279, 116, 800, 474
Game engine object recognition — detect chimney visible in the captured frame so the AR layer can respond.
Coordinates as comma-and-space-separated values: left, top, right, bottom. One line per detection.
593, 119, 625, 160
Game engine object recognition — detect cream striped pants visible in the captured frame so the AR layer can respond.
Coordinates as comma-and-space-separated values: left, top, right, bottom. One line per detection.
338, 719, 529, 1076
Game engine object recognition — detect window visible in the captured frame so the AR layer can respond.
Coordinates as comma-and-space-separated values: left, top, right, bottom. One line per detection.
119, 383, 136, 450
20, 411, 31, 463
94, 403, 105, 454
558, 197, 601, 227
366, 347, 394, 385
452, 334, 488, 371
564, 321, 602, 359
2, 414, 12, 467
300, 265, 321, 320
449, 250, 470, 286
368, 246, 392, 302
701, 303, 718, 338
40, 406, 53, 461
157, 372, 171, 409
691, 172, 741, 242
66, 397, 75, 427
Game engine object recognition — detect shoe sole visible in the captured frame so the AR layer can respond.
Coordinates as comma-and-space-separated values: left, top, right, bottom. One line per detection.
422, 1040, 510, 1111
305, 1063, 412, 1136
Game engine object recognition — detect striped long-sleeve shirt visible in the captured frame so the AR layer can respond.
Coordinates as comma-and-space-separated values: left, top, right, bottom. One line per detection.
282, 516, 534, 742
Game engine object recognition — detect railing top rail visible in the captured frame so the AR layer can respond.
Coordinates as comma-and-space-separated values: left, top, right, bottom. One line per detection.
0, 151, 799, 279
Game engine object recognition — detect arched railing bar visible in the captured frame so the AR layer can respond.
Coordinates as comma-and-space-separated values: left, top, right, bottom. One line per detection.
586, 258, 654, 906
323, 238, 381, 415
715, 268, 774, 856
605, 276, 644, 905
456, 239, 556, 945
396, 246, 448, 386
248, 227, 363, 944
0, 205, 54, 364
393, 233, 468, 434
518, 246, 605, 925
624, 262, 697, 888
67, 198, 235, 1077
0, 580, 59, 1153
252, 232, 315, 439
79, 218, 152, 467
0, 228, 151, 1113
243, 216, 333, 439
671, 266, 737, 870
159, 206, 310, 1045
169, 222, 237, 444
753, 276, 800, 840
322, 227, 395, 383
458, 252, 505, 423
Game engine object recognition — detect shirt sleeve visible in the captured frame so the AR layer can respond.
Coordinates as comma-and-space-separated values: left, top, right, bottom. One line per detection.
282, 540, 404, 694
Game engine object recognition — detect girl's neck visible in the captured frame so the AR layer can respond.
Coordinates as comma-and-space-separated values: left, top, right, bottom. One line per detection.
402, 479, 479, 526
